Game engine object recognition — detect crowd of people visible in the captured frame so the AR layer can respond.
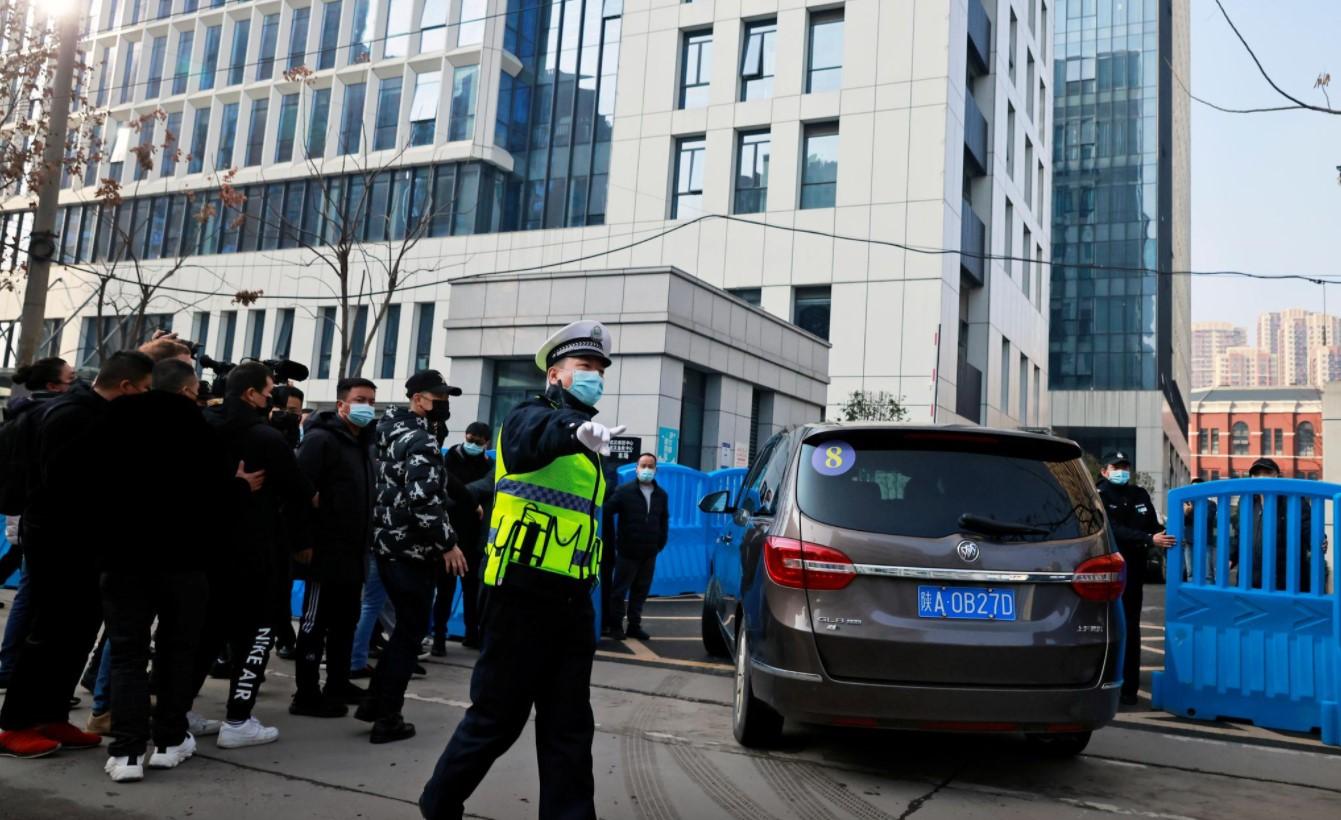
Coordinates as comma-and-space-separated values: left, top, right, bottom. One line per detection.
0, 341, 500, 780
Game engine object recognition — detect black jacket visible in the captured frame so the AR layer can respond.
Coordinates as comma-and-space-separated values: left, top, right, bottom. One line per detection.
374, 407, 455, 563
297, 410, 376, 582
205, 395, 314, 574
443, 444, 493, 555
88, 391, 239, 572
1096, 479, 1164, 555
24, 382, 112, 536
602, 479, 670, 560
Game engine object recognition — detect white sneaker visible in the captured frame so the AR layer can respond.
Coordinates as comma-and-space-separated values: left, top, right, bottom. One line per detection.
217, 717, 279, 749
148, 733, 196, 769
105, 753, 145, 782
187, 711, 222, 737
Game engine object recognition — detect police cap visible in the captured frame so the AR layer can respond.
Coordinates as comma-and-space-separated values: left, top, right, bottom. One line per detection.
1102, 450, 1132, 468
535, 320, 613, 372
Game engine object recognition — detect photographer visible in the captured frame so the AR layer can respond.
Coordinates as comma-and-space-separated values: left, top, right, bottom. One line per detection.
198, 362, 315, 749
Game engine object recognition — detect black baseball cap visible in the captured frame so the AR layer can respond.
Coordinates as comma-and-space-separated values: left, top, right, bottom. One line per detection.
405, 369, 462, 399
1102, 450, 1132, 468
1249, 457, 1280, 475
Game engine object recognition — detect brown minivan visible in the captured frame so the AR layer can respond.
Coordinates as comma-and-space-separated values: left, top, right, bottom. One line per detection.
698, 424, 1124, 756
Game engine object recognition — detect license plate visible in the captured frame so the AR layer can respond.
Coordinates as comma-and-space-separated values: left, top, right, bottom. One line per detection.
917, 585, 1017, 621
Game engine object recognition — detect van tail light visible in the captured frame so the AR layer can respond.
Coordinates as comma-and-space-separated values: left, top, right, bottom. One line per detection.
1071, 553, 1127, 601
763, 537, 857, 590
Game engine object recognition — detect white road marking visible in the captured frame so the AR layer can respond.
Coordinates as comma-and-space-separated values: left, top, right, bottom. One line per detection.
1056, 797, 1197, 820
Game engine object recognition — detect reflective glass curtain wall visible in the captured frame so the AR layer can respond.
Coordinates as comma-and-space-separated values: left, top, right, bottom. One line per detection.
497, 0, 623, 230
1049, 0, 1166, 392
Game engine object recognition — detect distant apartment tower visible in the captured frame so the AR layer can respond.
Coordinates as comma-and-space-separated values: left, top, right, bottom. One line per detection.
1311, 346, 1341, 387
1192, 321, 1246, 389
1048, 0, 1191, 508
1257, 309, 1341, 386
1213, 345, 1276, 388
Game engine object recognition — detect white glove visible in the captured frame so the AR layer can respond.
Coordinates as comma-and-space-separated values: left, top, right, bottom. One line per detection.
576, 421, 627, 455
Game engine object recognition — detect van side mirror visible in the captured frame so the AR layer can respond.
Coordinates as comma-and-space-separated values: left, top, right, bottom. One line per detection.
698, 489, 732, 514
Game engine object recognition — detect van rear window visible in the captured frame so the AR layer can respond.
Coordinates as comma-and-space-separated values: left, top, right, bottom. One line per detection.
797, 432, 1105, 541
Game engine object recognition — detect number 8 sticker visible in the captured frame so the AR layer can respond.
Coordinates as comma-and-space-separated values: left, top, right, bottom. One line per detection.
811, 440, 855, 477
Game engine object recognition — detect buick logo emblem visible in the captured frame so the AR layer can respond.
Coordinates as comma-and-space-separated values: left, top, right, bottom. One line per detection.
956, 540, 980, 563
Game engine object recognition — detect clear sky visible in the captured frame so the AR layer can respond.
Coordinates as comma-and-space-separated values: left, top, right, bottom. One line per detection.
1189, 0, 1341, 345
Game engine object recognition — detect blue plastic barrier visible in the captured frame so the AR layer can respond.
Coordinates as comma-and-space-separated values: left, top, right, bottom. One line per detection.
0, 515, 17, 589
1152, 478, 1341, 745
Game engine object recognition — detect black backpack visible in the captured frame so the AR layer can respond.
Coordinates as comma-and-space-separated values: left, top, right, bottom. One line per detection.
0, 402, 45, 516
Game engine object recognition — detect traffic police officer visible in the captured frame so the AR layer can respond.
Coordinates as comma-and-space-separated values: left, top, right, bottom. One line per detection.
420, 320, 623, 820
1096, 451, 1175, 706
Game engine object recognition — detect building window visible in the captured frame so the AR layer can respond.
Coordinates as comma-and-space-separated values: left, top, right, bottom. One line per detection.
287, 6, 311, 70
679, 367, 708, 470
421, 0, 448, 51
1230, 421, 1249, 455
379, 303, 401, 379
448, 64, 478, 141
1297, 422, 1316, 457
348, 305, 370, 375
740, 19, 777, 101
374, 76, 403, 151
119, 42, 137, 104
1000, 338, 1011, 409
1197, 428, 1206, 454
792, 285, 831, 340
188, 107, 210, 173
339, 82, 367, 155
385, 0, 413, 58
1019, 354, 1028, 420
191, 311, 211, 373
800, 122, 839, 209
680, 29, 712, 109
318, 1, 341, 69
1273, 428, 1284, 455
256, 14, 280, 81
671, 136, 705, 219
172, 31, 193, 94
734, 130, 770, 214
228, 20, 249, 86
275, 94, 299, 162
490, 359, 539, 434
459, 0, 486, 46
315, 306, 336, 379
307, 87, 332, 158
413, 302, 435, 371
217, 310, 238, 361
1004, 200, 1014, 277
200, 25, 221, 90
728, 287, 761, 306
806, 8, 843, 93
216, 102, 239, 170
273, 308, 295, 358
1210, 427, 1220, 455
245, 309, 266, 360
146, 36, 166, 99
245, 99, 268, 167
409, 70, 441, 146
350, 0, 374, 63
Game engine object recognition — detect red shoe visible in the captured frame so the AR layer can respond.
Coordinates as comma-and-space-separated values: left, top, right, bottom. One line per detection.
36, 722, 102, 750
0, 729, 62, 758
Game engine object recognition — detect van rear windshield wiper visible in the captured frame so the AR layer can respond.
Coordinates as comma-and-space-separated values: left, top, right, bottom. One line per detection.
958, 513, 1050, 536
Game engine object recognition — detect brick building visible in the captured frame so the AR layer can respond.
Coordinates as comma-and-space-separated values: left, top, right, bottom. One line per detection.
1190, 386, 1322, 481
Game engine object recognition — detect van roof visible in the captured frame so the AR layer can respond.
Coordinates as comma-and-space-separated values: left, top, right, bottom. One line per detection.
799, 423, 1084, 457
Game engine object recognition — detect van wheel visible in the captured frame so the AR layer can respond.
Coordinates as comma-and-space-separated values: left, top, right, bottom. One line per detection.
732, 628, 783, 747
1025, 730, 1092, 758
702, 599, 729, 658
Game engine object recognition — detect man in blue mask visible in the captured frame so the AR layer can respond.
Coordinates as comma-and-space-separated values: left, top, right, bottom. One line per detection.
602, 453, 670, 641
420, 320, 623, 820
1096, 451, 1175, 707
291, 377, 379, 718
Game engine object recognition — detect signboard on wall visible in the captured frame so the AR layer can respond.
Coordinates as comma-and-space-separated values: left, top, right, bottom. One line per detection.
719, 442, 733, 468
607, 436, 642, 466
734, 442, 749, 468
657, 427, 680, 463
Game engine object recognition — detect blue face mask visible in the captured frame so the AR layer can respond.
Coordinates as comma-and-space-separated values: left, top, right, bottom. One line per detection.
1108, 469, 1130, 486
463, 441, 485, 457
567, 370, 604, 407
347, 403, 376, 428
637, 468, 656, 484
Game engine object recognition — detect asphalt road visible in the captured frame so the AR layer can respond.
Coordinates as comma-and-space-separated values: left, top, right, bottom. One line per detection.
1, 585, 1338, 820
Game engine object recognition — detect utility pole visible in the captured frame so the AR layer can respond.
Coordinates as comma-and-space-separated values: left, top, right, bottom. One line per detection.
14, 9, 82, 367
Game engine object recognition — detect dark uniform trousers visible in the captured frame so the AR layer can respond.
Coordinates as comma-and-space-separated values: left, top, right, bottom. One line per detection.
420, 585, 597, 820
1118, 544, 1146, 699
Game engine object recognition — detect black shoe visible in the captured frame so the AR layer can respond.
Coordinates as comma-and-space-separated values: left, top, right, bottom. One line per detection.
608, 627, 626, 641
209, 658, 231, 680
370, 715, 416, 744
413, 663, 427, 677
1119, 693, 1140, 707
325, 681, 368, 705
627, 625, 650, 641
431, 638, 447, 658
349, 665, 374, 680
461, 637, 482, 651
276, 644, 296, 661
289, 694, 349, 718
0, 673, 10, 691
354, 698, 381, 724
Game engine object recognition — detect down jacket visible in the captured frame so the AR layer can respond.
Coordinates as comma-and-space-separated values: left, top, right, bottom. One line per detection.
373, 407, 456, 562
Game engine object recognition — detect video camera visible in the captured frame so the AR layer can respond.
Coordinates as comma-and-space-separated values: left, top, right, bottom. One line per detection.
199, 355, 310, 398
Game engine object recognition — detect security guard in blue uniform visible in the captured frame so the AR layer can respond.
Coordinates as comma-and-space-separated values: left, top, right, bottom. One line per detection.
420, 321, 624, 820
1096, 450, 1175, 706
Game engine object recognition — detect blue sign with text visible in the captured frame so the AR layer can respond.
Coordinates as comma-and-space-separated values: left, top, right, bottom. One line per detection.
657, 427, 680, 463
